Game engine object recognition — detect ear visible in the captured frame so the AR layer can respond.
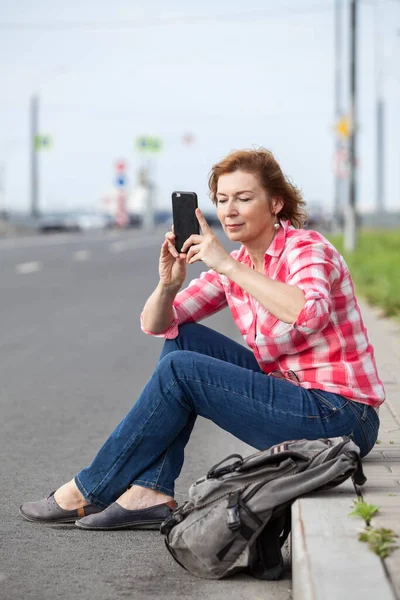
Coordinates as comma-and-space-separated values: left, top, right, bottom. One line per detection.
271, 197, 284, 215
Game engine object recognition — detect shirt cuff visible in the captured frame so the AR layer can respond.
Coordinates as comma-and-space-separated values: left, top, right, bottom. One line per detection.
140, 308, 179, 339
292, 289, 330, 334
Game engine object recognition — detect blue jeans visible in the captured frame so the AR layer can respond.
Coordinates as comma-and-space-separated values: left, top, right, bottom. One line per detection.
75, 323, 380, 507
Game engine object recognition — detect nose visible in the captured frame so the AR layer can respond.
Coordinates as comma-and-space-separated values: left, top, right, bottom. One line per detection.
224, 199, 239, 216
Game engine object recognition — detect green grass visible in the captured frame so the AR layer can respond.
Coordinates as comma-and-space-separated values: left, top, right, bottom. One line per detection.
328, 230, 400, 319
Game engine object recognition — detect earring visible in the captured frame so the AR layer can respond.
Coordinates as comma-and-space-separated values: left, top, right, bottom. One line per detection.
273, 215, 280, 230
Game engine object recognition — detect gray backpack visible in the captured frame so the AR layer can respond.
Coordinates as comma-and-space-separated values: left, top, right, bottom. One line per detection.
160, 436, 366, 580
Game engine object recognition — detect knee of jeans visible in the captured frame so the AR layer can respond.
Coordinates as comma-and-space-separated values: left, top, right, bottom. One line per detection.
177, 322, 204, 341
162, 323, 201, 353
158, 350, 192, 374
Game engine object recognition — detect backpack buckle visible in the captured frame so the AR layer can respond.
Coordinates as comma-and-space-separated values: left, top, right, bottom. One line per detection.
227, 491, 241, 530
227, 505, 241, 530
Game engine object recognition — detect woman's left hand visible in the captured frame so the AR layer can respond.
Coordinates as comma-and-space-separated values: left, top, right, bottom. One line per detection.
181, 209, 234, 274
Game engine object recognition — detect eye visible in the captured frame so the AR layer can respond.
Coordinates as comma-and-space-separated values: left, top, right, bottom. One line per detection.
217, 198, 228, 204
238, 197, 251, 202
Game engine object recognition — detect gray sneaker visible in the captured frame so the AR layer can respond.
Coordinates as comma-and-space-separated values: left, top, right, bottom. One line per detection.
20, 492, 103, 524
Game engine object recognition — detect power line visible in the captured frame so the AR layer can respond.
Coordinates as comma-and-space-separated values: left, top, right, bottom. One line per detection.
1, 0, 397, 31
1, 0, 396, 32
0, 4, 336, 31
0, 0, 400, 31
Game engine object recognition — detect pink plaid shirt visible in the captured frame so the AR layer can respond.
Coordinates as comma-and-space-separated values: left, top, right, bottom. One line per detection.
142, 220, 385, 407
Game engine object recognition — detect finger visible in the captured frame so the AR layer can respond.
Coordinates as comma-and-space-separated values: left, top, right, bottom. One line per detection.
188, 252, 202, 265
167, 241, 179, 258
181, 234, 203, 254
195, 208, 212, 235
185, 245, 200, 263
165, 231, 175, 241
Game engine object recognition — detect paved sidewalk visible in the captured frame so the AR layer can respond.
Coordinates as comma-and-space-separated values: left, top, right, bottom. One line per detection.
357, 300, 400, 597
292, 299, 400, 600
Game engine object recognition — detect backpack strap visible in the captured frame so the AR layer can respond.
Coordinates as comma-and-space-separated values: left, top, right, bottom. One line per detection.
249, 509, 291, 581
348, 450, 367, 486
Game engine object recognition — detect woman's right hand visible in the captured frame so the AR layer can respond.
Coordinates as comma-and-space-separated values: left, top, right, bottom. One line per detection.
159, 230, 187, 289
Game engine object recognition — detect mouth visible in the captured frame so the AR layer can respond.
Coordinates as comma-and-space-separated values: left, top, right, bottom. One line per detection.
225, 223, 244, 231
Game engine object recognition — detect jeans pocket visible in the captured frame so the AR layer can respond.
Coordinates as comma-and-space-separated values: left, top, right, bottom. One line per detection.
309, 389, 348, 419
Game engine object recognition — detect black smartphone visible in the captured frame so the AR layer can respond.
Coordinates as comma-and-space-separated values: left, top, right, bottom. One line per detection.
171, 191, 200, 253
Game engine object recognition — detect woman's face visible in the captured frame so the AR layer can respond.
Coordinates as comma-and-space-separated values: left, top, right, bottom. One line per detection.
216, 170, 278, 244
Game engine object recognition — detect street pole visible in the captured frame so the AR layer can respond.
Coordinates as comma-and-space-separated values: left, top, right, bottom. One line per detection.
375, 0, 385, 213
0, 161, 5, 214
344, 0, 358, 252
141, 161, 155, 231
334, 0, 344, 230
30, 94, 39, 218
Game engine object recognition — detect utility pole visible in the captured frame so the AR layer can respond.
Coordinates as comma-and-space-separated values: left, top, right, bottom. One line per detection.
375, 0, 385, 213
0, 161, 5, 214
140, 163, 155, 231
344, 0, 358, 252
334, 0, 344, 230
30, 95, 39, 218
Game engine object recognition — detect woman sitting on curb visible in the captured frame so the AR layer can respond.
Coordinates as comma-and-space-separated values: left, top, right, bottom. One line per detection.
20, 148, 385, 530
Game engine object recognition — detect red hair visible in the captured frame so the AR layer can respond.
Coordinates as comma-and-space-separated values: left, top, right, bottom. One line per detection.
208, 148, 307, 229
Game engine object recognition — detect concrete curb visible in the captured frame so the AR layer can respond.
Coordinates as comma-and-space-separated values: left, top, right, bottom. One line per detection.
291, 487, 396, 600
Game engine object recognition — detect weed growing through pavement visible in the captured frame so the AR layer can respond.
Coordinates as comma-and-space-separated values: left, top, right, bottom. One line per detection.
349, 499, 399, 558
358, 528, 398, 558
350, 498, 379, 526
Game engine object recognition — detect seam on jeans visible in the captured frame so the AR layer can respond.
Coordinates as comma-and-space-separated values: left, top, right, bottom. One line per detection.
347, 401, 375, 451
365, 408, 380, 438
172, 376, 338, 421
307, 390, 349, 421
154, 448, 170, 489
170, 377, 295, 417
309, 389, 348, 412
307, 404, 348, 421
132, 479, 174, 496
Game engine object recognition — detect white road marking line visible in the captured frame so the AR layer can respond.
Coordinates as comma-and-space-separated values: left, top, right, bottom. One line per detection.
109, 236, 162, 253
16, 261, 42, 274
109, 241, 127, 253
0, 231, 123, 251
74, 250, 91, 261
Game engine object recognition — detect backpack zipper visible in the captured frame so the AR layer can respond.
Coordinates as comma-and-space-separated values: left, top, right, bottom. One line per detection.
241, 462, 297, 503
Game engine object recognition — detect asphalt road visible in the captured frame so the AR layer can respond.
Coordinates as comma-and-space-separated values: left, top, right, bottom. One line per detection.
0, 228, 292, 600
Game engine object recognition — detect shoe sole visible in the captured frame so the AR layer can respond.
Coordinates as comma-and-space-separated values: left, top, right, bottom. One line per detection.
75, 519, 163, 530
19, 507, 77, 524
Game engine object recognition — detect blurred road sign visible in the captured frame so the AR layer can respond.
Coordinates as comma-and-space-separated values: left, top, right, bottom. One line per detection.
182, 133, 195, 146
34, 135, 52, 150
115, 160, 126, 171
136, 136, 162, 153
335, 117, 350, 139
113, 159, 128, 227
114, 159, 127, 188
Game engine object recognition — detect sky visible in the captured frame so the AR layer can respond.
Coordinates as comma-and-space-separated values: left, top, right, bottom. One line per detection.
0, 0, 399, 215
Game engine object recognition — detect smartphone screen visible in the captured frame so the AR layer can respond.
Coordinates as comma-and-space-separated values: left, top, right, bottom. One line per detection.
172, 191, 200, 253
